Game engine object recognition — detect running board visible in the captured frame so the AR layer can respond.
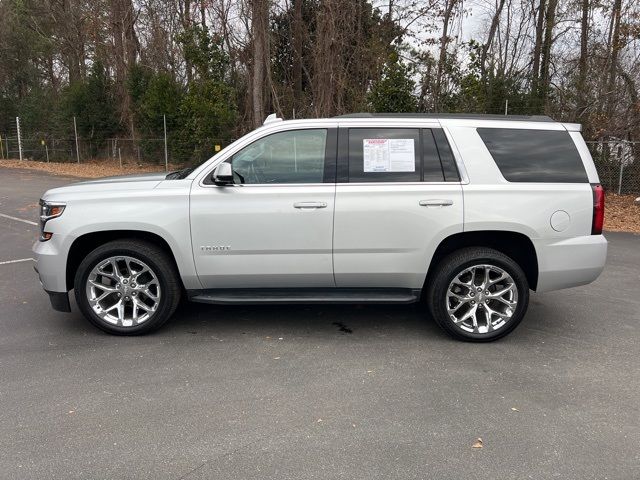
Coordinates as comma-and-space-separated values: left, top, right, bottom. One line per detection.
188, 288, 422, 305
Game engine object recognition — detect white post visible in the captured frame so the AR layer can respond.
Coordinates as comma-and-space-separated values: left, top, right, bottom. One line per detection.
118, 147, 122, 169
16, 117, 23, 161
73, 116, 80, 163
504, 100, 509, 116
618, 160, 624, 195
0, 135, 4, 159
163, 114, 168, 171
45, 144, 49, 163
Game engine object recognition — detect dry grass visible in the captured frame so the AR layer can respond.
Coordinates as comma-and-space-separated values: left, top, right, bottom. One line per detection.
0, 158, 181, 178
1, 158, 639, 234
604, 194, 640, 234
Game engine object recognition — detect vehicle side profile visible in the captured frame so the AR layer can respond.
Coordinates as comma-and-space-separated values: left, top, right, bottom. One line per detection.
33, 113, 607, 341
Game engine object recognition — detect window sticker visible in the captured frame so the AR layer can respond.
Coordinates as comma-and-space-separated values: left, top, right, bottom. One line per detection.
363, 138, 415, 172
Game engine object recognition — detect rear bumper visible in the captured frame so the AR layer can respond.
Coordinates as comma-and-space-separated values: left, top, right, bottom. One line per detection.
534, 235, 607, 292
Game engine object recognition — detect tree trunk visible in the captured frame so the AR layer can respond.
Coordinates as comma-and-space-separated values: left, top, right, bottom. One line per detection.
539, 0, 557, 107
251, 0, 268, 127
576, 0, 589, 118
292, 0, 303, 115
608, 0, 623, 103
111, 0, 138, 137
435, 0, 457, 112
530, 0, 546, 97
480, 0, 506, 82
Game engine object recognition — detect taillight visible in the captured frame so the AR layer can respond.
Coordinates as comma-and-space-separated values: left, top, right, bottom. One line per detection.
591, 184, 604, 235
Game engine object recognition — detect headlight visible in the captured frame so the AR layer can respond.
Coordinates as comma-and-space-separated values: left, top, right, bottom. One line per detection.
39, 199, 66, 241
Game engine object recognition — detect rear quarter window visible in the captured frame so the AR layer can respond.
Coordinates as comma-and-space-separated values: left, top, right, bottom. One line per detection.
477, 128, 588, 183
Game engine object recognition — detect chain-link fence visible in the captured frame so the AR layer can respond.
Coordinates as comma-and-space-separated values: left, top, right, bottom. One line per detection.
0, 135, 231, 167
587, 140, 640, 195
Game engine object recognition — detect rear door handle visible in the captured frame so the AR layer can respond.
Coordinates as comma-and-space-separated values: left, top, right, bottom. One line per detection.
419, 199, 454, 207
293, 201, 327, 209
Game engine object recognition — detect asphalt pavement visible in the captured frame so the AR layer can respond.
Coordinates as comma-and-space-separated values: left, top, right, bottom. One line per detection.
0, 167, 639, 479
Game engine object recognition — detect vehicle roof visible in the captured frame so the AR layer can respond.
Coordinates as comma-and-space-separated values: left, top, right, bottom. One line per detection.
334, 113, 555, 122
267, 113, 576, 131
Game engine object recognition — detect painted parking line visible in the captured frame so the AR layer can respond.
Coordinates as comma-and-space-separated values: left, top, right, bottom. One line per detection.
0, 258, 34, 265
0, 213, 38, 226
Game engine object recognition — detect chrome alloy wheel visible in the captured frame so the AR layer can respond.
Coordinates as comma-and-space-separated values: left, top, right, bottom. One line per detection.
85, 256, 161, 327
446, 264, 518, 334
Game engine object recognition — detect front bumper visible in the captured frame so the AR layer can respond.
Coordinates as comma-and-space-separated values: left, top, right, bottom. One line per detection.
46, 290, 71, 312
33, 262, 71, 312
534, 234, 608, 292
33, 233, 74, 312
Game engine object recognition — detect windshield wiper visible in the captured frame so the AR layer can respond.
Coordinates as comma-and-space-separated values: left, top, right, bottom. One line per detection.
165, 167, 193, 180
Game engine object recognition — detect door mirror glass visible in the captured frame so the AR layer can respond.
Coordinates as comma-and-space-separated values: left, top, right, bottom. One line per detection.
212, 162, 233, 185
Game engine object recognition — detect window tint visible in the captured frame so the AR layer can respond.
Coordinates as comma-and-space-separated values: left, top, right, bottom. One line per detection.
231, 129, 327, 184
348, 128, 420, 182
477, 128, 588, 183
422, 129, 446, 181
432, 129, 460, 181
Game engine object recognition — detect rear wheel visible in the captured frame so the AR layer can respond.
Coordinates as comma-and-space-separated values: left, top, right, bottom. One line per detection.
427, 247, 529, 342
74, 240, 181, 335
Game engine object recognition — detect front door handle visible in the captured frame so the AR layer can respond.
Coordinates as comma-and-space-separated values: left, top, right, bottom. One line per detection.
419, 199, 454, 207
293, 201, 327, 209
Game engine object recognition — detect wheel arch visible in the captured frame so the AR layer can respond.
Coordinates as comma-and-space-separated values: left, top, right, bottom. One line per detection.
66, 230, 184, 291
424, 230, 539, 292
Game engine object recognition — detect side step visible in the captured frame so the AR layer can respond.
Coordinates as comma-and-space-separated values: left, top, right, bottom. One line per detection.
188, 288, 422, 305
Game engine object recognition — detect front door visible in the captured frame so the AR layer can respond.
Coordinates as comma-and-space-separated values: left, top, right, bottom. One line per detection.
190, 128, 336, 288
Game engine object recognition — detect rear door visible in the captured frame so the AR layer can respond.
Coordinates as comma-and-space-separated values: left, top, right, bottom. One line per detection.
333, 124, 464, 289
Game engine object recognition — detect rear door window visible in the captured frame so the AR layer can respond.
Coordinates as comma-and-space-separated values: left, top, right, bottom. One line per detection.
477, 128, 588, 182
347, 128, 450, 182
348, 128, 420, 182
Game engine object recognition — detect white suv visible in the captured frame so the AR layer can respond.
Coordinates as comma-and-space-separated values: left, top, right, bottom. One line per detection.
33, 113, 607, 341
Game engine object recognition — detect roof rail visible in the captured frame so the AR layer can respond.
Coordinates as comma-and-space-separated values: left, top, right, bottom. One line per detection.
334, 113, 555, 122
263, 113, 283, 125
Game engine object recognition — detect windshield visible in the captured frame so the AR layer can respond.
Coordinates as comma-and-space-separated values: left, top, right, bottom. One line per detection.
165, 145, 229, 180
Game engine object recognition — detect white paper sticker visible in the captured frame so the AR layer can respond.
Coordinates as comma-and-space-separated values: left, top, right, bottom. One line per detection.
363, 139, 415, 172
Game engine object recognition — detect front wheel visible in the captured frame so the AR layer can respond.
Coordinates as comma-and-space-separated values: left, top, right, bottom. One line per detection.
427, 247, 529, 342
74, 240, 181, 335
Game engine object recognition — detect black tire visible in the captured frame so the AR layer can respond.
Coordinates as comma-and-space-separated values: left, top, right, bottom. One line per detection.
74, 239, 181, 335
426, 247, 529, 342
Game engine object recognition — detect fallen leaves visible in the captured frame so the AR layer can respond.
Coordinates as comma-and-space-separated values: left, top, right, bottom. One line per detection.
604, 194, 640, 234
0, 159, 178, 179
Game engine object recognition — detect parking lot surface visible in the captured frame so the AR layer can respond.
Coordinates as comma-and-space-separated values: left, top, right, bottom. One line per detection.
1, 167, 639, 479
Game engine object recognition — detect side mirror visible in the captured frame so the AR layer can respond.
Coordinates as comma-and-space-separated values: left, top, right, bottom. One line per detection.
212, 163, 233, 185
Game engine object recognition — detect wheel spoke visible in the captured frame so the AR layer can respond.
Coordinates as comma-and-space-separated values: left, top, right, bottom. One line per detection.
483, 266, 490, 287
487, 273, 507, 287
489, 285, 514, 298
110, 258, 124, 278
133, 297, 153, 312
89, 280, 118, 292
132, 267, 150, 282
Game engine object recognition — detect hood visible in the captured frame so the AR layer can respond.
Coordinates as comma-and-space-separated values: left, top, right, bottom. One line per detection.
71, 171, 170, 185
41, 171, 171, 201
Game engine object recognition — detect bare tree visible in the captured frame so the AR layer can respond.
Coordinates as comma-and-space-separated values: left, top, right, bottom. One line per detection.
250, 0, 268, 127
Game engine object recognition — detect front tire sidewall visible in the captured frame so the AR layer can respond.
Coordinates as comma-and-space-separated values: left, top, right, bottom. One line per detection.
74, 244, 176, 335
430, 251, 529, 342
